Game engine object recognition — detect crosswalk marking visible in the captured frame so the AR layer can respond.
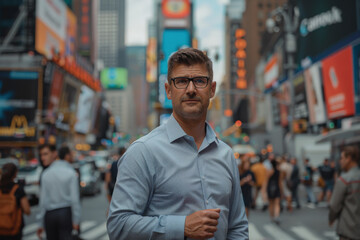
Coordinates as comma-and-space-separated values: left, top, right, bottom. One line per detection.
23, 223, 38, 235
249, 222, 265, 240
81, 220, 97, 231
324, 230, 338, 239
80, 221, 107, 240
291, 226, 322, 240
264, 223, 296, 240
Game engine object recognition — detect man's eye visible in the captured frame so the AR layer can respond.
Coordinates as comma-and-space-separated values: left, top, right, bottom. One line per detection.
194, 78, 206, 84
176, 78, 188, 84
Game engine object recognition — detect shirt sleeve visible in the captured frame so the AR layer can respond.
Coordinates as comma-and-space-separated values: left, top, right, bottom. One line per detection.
70, 170, 81, 225
227, 154, 249, 240
107, 142, 186, 240
37, 173, 47, 228
329, 176, 347, 223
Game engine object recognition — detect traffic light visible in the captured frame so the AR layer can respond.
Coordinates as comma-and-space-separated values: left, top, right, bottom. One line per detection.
235, 120, 242, 127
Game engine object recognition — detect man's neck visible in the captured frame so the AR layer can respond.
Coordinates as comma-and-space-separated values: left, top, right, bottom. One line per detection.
346, 162, 359, 172
173, 115, 206, 149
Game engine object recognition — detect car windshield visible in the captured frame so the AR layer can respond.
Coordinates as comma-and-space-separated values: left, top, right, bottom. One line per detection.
80, 164, 93, 176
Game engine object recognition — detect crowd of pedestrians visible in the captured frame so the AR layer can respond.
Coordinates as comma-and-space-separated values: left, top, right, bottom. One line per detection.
237, 150, 340, 224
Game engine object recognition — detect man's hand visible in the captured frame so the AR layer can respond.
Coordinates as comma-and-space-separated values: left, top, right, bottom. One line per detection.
73, 224, 80, 230
184, 208, 220, 239
37, 228, 43, 239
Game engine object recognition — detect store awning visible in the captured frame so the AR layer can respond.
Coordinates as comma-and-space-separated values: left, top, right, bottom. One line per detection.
315, 124, 360, 144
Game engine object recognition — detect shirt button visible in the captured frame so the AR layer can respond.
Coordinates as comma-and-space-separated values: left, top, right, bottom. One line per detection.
202, 177, 205, 180
206, 200, 209, 204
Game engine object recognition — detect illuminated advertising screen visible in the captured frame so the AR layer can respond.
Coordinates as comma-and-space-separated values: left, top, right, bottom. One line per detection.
304, 62, 327, 124
35, 0, 77, 61
322, 46, 355, 119
0, 70, 39, 142
162, 0, 191, 28
159, 29, 191, 109
296, 0, 357, 64
352, 43, 360, 115
75, 85, 95, 134
100, 68, 128, 89
293, 73, 309, 120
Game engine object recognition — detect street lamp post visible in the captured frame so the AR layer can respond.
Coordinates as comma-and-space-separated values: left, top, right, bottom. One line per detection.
266, 4, 299, 154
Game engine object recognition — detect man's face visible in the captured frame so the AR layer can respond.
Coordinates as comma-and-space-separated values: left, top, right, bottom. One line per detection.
165, 64, 216, 121
39, 147, 56, 167
340, 152, 350, 171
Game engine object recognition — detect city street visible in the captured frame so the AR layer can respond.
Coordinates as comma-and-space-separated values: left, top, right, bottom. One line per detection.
21, 184, 338, 240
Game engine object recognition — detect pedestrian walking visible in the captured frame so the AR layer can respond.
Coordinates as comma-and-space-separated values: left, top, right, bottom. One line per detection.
279, 156, 293, 211
267, 157, 282, 224
0, 162, 31, 240
104, 147, 126, 202
38, 144, 58, 186
250, 156, 267, 210
302, 158, 317, 207
37, 146, 81, 240
317, 158, 335, 204
107, 48, 248, 240
329, 146, 360, 240
239, 156, 256, 217
288, 157, 301, 209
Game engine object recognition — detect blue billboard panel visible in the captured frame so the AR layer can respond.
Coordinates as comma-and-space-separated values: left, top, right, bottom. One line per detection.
353, 44, 360, 115
159, 29, 191, 109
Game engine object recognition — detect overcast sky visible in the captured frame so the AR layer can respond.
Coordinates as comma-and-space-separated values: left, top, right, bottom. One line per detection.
125, 0, 230, 83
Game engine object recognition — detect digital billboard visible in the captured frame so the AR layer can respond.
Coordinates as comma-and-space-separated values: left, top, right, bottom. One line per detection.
159, 29, 191, 109
304, 62, 327, 124
322, 46, 355, 119
296, 0, 358, 64
100, 68, 128, 90
0, 70, 39, 142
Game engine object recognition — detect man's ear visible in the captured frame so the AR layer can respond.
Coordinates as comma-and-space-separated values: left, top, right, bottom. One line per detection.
165, 82, 172, 100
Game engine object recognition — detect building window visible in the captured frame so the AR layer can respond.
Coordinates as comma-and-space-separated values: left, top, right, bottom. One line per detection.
258, 2, 263, 8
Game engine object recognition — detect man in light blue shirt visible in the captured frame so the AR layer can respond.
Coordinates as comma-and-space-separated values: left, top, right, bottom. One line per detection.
37, 146, 81, 240
107, 48, 248, 240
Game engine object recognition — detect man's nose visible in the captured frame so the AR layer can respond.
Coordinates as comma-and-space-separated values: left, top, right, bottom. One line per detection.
186, 80, 196, 93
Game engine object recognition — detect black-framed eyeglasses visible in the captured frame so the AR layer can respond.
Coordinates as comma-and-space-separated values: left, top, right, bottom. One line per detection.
170, 76, 210, 89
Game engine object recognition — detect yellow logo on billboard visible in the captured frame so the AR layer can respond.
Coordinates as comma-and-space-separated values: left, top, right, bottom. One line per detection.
0, 115, 36, 137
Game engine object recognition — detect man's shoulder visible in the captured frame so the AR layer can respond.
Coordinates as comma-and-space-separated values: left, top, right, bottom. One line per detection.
133, 124, 167, 145
341, 167, 360, 182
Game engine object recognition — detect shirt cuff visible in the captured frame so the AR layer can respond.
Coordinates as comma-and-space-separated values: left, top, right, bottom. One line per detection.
166, 215, 186, 240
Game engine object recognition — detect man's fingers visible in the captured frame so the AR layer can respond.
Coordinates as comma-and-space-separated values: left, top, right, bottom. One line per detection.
205, 209, 221, 219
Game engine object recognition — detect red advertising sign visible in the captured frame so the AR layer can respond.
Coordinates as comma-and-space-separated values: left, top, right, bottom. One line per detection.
162, 0, 190, 19
322, 46, 355, 119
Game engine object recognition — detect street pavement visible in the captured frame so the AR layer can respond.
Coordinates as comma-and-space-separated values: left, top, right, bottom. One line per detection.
22, 184, 337, 240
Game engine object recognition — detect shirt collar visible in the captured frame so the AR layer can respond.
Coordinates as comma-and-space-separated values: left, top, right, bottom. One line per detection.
166, 114, 219, 145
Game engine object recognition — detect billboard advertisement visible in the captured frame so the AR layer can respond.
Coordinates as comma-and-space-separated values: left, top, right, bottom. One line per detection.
293, 73, 309, 120
264, 53, 280, 89
36, 0, 77, 61
278, 82, 290, 127
304, 62, 327, 124
74, 85, 95, 134
159, 29, 191, 109
35, 0, 66, 59
47, 66, 64, 121
57, 76, 80, 131
352, 43, 360, 115
146, 38, 157, 83
0, 70, 39, 142
322, 46, 355, 119
162, 0, 191, 28
296, 0, 358, 64
100, 68, 128, 90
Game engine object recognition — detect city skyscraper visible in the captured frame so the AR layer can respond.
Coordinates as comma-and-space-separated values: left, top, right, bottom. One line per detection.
97, 0, 126, 68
